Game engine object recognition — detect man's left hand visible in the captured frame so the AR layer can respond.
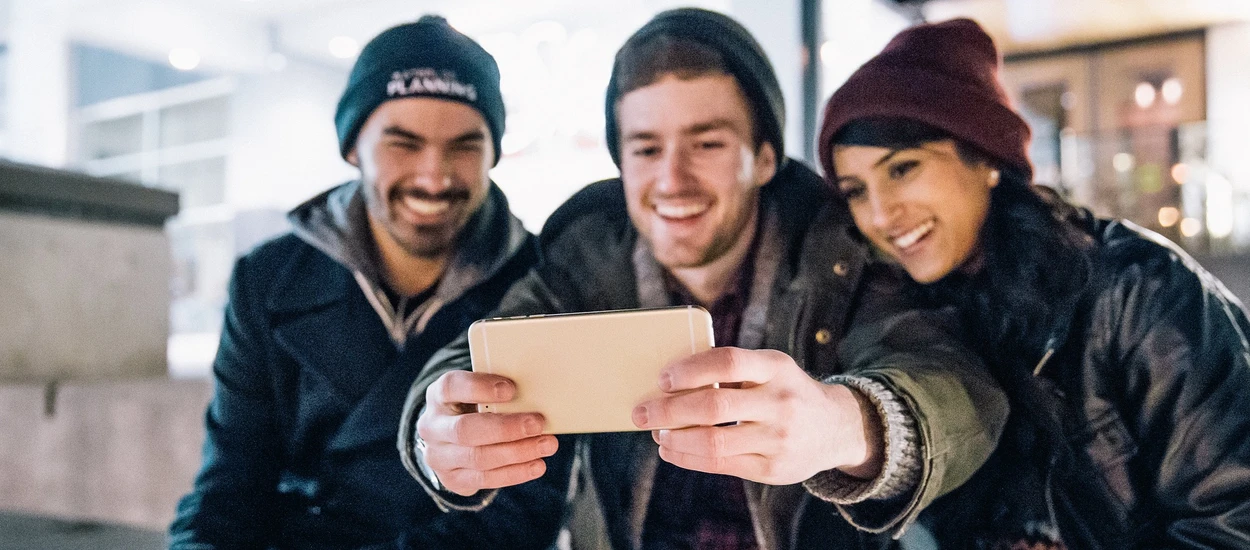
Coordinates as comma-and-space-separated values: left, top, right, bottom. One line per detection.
631, 347, 883, 485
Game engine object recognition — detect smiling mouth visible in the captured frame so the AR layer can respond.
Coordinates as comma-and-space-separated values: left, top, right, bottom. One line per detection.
891, 218, 936, 251
401, 195, 453, 217
654, 202, 712, 221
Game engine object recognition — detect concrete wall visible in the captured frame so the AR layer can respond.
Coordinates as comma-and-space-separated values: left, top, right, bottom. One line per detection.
0, 211, 170, 380
0, 378, 212, 531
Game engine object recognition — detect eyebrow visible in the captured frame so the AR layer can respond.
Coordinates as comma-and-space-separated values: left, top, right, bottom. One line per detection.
622, 130, 658, 143
833, 148, 907, 186
834, 175, 861, 187
382, 126, 423, 142
622, 118, 741, 143
450, 130, 487, 143
685, 118, 739, 135
382, 126, 486, 144
873, 149, 905, 168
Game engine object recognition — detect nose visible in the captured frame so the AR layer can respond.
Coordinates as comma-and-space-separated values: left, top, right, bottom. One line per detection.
866, 188, 901, 231
412, 149, 453, 191
655, 146, 693, 194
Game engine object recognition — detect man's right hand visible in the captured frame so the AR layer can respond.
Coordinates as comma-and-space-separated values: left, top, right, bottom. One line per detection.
415, 370, 560, 496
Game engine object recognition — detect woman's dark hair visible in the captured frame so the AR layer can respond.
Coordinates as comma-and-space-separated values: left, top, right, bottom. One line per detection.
834, 118, 1099, 544
831, 116, 1094, 369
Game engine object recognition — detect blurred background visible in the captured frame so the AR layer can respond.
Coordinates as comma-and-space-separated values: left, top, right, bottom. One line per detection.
1, 0, 1248, 547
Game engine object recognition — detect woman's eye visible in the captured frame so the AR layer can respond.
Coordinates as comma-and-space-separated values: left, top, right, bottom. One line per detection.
889, 160, 919, 179
840, 184, 865, 200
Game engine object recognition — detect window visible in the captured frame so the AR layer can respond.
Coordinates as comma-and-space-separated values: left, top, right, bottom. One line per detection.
75, 78, 237, 375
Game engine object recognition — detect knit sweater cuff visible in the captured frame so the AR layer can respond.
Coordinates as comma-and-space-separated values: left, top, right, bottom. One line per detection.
802, 375, 922, 503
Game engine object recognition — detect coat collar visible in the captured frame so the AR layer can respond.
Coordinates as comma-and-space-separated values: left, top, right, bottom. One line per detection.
262, 182, 533, 453
631, 202, 784, 351
277, 181, 530, 335
266, 244, 351, 314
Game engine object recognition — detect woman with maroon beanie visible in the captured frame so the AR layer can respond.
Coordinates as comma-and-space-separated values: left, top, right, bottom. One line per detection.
818, 18, 1250, 549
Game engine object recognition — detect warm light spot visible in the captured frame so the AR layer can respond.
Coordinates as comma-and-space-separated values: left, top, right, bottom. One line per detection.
1180, 218, 1203, 237
1113, 153, 1135, 173
1171, 163, 1188, 184
1161, 77, 1183, 105
820, 40, 837, 64
1158, 207, 1180, 228
1134, 82, 1156, 109
1207, 172, 1235, 239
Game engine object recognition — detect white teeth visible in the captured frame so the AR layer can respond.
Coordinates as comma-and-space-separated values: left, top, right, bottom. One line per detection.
402, 196, 451, 216
892, 219, 935, 250
654, 202, 711, 220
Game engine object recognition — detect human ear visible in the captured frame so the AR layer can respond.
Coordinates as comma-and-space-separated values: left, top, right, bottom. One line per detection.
753, 142, 777, 187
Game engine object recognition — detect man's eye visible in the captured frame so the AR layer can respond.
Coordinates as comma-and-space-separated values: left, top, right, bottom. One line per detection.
451, 142, 484, 153
387, 140, 419, 151
632, 146, 660, 158
696, 140, 726, 150
889, 160, 919, 179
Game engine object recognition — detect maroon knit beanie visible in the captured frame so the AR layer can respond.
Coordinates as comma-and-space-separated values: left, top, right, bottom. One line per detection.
817, 18, 1031, 182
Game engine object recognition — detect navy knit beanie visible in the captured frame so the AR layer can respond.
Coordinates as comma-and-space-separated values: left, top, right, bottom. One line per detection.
818, 18, 1032, 181
605, 8, 786, 172
334, 15, 505, 165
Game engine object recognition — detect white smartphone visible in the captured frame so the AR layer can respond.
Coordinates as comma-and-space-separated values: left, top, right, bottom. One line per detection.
467, 306, 715, 434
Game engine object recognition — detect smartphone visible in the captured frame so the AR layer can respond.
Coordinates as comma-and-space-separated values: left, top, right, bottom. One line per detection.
467, 306, 715, 434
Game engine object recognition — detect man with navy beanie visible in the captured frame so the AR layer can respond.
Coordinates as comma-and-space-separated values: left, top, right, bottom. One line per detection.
171, 15, 567, 549
335, 15, 506, 166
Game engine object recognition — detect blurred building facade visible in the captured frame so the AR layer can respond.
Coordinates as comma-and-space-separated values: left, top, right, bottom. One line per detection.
2, 0, 826, 377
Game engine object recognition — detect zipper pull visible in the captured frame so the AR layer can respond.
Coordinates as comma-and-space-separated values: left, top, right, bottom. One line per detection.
1033, 336, 1058, 377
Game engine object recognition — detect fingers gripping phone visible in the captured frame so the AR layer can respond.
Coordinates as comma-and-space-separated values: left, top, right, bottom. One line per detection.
467, 306, 715, 434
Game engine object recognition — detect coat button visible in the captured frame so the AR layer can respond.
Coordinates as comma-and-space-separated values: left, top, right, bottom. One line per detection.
308, 505, 322, 515
833, 262, 849, 277
815, 328, 833, 345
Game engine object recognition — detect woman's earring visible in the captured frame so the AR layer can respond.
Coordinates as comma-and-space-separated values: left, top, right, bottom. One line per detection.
988, 169, 1001, 187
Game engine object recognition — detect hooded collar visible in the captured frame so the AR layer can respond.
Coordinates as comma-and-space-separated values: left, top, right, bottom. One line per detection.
285, 179, 530, 344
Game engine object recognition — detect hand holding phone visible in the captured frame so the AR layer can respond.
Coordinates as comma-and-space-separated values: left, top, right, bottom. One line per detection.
468, 306, 715, 434
415, 369, 560, 496
631, 347, 883, 485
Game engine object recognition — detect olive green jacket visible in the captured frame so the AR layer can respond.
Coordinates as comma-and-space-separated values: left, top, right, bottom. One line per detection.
398, 161, 1007, 548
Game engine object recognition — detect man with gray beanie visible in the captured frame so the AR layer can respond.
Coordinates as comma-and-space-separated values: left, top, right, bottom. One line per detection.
170, 15, 569, 549
401, 8, 1007, 549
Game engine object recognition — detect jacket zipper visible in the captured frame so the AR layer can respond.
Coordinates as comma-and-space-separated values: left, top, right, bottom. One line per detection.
1034, 338, 1066, 548
353, 271, 410, 346
1033, 336, 1059, 377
